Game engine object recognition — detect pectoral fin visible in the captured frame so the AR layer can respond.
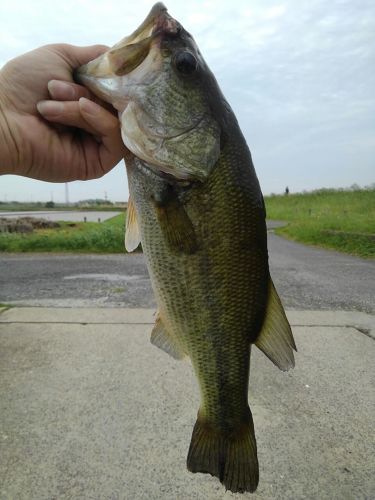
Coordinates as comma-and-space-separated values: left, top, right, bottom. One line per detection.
255, 278, 297, 371
151, 313, 186, 360
125, 196, 141, 252
152, 195, 198, 254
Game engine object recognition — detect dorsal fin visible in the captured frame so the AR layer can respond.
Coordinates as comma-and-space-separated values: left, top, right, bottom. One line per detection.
255, 278, 297, 371
151, 312, 186, 360
125, 196, 141, 252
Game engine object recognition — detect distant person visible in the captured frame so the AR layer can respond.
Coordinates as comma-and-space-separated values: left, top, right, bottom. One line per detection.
0, 44, 125, 183
285, 186, 289, 195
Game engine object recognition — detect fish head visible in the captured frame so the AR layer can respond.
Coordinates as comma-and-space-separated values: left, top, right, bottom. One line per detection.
76, 3, 225, 181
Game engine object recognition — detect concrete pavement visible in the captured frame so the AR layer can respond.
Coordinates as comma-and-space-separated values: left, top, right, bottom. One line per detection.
0, 308, 374, 500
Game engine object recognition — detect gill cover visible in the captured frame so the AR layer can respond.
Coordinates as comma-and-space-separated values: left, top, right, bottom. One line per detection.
75, 2, 221, 182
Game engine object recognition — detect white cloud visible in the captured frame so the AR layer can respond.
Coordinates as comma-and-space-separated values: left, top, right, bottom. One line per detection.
263, 5, 287, 19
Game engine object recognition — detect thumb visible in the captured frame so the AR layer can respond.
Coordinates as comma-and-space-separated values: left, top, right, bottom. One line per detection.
55, 43, 109, 68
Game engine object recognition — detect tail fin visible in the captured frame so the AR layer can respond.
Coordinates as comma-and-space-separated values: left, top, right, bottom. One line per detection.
187, 410, 259, 493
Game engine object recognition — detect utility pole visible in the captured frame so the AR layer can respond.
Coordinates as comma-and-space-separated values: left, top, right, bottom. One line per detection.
65, 183, 69, 205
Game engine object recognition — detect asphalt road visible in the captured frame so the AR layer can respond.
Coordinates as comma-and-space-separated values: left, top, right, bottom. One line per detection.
1, 233, 374, 312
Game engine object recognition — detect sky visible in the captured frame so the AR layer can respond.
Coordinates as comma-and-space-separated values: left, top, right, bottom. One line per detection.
0, 0, 374, 202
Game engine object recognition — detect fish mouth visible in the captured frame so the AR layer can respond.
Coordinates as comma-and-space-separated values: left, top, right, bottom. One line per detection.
75, 3, 179, 84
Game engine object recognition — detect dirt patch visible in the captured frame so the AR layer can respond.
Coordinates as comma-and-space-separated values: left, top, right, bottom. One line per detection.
0, 217, 61, 233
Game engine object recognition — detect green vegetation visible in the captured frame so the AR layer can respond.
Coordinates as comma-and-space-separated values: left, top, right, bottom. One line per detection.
265, 188, 375, 258
0, 201, 47, 211
0, 213, 127, 253
1, 188, 374, 257
0, 304, 13, 312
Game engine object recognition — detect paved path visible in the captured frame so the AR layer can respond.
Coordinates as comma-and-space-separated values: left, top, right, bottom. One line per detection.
1, 228, 374, 498
269, 233, 375, 313
0, 233, 374, 312
0, 307, 374, 500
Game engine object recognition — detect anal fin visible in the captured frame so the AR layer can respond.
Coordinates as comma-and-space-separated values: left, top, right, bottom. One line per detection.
255, 278, 297, 371
125, 196, 141, 252
151, 313, 185, 360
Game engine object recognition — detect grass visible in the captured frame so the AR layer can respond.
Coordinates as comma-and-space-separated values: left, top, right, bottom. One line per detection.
0, 303, 14, 312
0, 213, 127, 253
1, 188, 374, 258
265, 188, 375, 258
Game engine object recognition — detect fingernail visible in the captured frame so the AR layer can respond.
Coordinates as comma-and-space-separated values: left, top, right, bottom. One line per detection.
79, 97, 101, 116
37, 100, 64, 117
48, 80, 75, 100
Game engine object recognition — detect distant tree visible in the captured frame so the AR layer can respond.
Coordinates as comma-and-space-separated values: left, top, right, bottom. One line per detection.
77, 198, 113, 206
45, 201, 55, 208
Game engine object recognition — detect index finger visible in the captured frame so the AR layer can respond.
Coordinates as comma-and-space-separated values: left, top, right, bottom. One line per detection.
49, 43, 109, 69
48, 80, 91, 101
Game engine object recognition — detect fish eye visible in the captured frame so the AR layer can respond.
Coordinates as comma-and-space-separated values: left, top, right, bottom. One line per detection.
174, 51, 198, 75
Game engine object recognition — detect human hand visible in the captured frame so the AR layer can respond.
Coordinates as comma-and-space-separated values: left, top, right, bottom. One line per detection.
0, 44, 126, 182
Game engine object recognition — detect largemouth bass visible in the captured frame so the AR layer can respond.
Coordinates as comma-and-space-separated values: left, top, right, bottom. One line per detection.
76, 3, 296, 493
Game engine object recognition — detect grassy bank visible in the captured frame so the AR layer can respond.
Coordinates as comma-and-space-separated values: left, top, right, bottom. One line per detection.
1, 189, 374, 257
0, 213, 127, 253
265, 188, 375, 258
